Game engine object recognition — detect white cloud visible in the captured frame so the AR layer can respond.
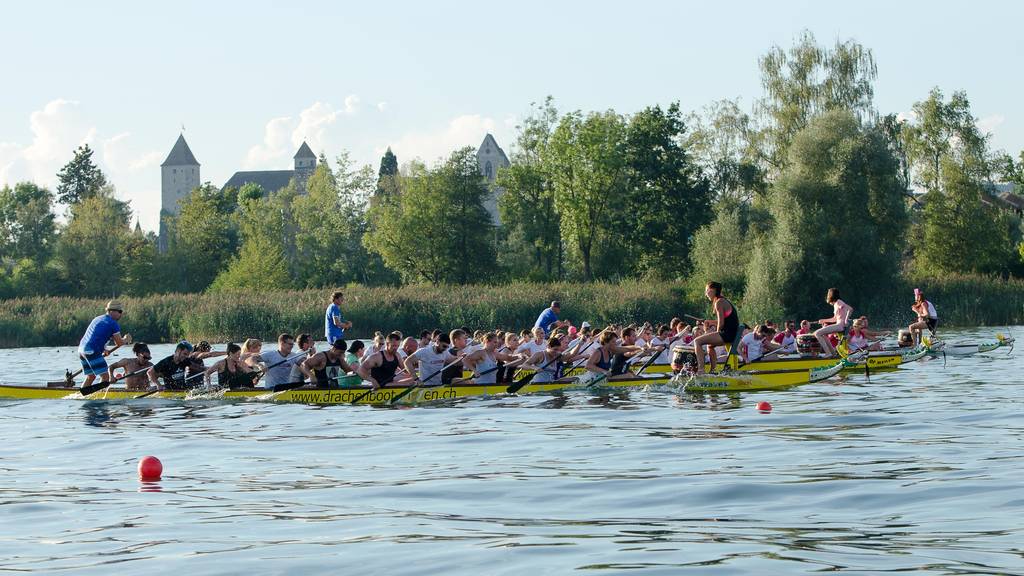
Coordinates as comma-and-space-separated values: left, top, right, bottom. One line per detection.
377, 101, 388, 112
344, 94, 361, 115
387, 114, 502, 165
245, 96, 362, 169
977, 114, 1005, 137
244, 115, 296, 169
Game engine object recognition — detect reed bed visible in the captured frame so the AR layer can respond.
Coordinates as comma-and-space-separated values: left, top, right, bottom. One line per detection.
1, 276, 1021, 348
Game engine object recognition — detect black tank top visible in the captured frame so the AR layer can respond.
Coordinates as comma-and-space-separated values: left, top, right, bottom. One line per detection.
315, 352, 345, 387
370, 351, 400, 387
610, 352, 629, 376
219, 361, 256, 389
719, 297, 740, 340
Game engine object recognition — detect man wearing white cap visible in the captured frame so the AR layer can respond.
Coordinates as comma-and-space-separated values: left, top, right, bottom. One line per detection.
77, 300, 131, 390
909, 288, 938, 345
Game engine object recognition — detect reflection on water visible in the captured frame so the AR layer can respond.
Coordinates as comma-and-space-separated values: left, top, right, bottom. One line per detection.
0, 329, 1022, 574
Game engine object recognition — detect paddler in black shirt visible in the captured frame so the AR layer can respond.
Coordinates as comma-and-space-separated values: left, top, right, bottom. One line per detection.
147, 341, 201, 390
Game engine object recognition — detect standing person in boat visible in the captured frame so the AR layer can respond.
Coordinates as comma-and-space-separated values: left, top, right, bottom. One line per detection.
325, 291, 353, 346
77, 300, 131, 391
459, 332, 524, 385
358, 331, 412, 389
534, 300, 570, 337
814, 288, 854, 357
107, 342, 153, 391
252, 333, 306, 389
203, 343, 258, 388
301, 339, 357, 387
147, 341, 199, 390
691, 282, 740, 375
405, 332, 460, 387
909, 288, 939, 345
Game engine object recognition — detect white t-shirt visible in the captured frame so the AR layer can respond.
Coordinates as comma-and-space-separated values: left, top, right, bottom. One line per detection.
260, 349, 305, 388
740, 333, 764, 362
515, 340, 546, 357
410, 346, 455, 386
776, 332, 797, 353
924, 301, 938, 319
650, 336, 673, 363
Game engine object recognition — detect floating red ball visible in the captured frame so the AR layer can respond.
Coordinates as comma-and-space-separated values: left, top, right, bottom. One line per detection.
138, 455, 163, 480
756, 401, 772, 412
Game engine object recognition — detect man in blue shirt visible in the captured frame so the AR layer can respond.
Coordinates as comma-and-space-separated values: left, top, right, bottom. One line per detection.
534, 300, 569, 337
78, 300, 130, 390
325, 291, 353, 345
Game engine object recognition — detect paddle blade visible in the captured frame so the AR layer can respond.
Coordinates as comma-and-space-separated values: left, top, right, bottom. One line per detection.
80, 381, 111, 396
505, 373, 534, 394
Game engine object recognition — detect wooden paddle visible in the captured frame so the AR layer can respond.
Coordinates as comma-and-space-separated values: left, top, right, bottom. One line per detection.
387, 357, 464, 405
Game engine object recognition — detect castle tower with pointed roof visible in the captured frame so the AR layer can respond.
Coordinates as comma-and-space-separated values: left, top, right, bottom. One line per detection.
477, 133, 510, 224
159, 134, 200, 250
221, 141, 317, 196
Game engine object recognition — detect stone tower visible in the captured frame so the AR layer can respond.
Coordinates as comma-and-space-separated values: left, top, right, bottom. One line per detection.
476, 133, 510, 224
159, 134, 200, 251
293, 141, 316, 192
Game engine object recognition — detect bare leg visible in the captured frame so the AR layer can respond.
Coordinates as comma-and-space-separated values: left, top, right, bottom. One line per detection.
908, 320, 928, 345
693, 332, 725, 373
814, 324, 843, 357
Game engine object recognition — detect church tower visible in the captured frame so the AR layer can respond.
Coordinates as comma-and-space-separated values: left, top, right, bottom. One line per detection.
159, 134, 200, 251
476, 134, 510, 225
293, 141, 316, 193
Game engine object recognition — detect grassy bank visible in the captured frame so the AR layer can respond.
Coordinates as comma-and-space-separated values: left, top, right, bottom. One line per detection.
2, 276, 1022, 348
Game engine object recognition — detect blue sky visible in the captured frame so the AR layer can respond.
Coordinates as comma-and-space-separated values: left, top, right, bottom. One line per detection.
1, 0, 1021, 231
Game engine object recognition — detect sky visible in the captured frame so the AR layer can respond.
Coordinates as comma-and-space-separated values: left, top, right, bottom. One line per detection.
1, 0, 1021, 231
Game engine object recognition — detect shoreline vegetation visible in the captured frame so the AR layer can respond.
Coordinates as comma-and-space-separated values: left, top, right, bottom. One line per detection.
2, 275, 1022, 349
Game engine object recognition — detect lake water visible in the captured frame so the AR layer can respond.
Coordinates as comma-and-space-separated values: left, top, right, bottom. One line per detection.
1, 328, 1022, 575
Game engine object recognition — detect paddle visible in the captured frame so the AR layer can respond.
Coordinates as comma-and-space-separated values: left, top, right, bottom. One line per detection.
52, 343, 127, 388
80, 363, 151, 396
387, 357, 464, 405
202, 351, 307, 392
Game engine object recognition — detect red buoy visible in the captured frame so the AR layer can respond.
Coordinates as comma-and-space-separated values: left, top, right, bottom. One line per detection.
756, 401, 772, 412
138, 456, 163, 480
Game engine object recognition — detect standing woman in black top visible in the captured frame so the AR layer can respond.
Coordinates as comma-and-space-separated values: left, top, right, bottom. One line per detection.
692, 281, 739, 375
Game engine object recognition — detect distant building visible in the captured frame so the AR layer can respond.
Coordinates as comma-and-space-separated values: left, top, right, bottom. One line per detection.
222, 141, 317, 195
159, 134, 200, 251
477, 133, 510, 224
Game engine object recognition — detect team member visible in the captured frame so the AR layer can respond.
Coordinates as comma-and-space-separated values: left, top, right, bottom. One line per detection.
253, 333, 306, 389
534, 300, 569, 337
107, 342, 153, 391
691, 282, 740, 374
460, 332, 523, 384
740, 325, 778, 362
203, 343, 258, 389
773, 320, 800, 353
301, 339, 357, 387
909, 288, 939, 345
325, 291, 353, 345
515, 327, 548, 359
358, 332, 412, 389
77, 300, 131, 390
608, 327, 651, 377
814, 288, 854, 357
405, 333, 459, 387
524, 335, 590, 384
148, 341, 200, 390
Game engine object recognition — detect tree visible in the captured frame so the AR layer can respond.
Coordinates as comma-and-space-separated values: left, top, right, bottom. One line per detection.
546, 110, 628, 280
903, 88, 989, 193
757, 30, 878, 171
743, 110, 908, 319
497, 97, 562, 279
209, 195, 291, 292
364, 149, 497, 284
917, 159, 1016, 275
56, 195, 132, 296
375, 147, 400, 198
166, 184, 238, 292
56, 144, 108, 205
0, 182, 57, 264
621, 103, 712, 278
685, 99, 766, 204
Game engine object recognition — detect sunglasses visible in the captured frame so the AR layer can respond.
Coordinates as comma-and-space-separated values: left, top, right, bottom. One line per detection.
141, 355, 152, 360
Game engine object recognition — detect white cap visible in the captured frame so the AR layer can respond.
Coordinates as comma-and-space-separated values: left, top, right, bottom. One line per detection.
580, 321, 592, 329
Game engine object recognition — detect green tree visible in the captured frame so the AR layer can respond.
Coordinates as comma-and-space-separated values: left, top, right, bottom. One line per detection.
690, 207, 753, 299
0, 182, 57, 264
621, 103, 711, 278
918, 159, 1016, 275
209, 195, 291, 292
375, 147, 400, 198
497, 97, 562, 279
56, 144, 108, 205
743, 110, 908, 319
685, 99, 766, 204
757, 30, 878, 171
903, 88, 989, 192
364, 149, 497, 284
167, 184, 238, 292
56, 195, 132, 296
546, 110, 628, 280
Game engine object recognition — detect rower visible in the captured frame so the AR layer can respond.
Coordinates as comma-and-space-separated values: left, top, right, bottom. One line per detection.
526, 335, 590, 384
107, 342, 153, 391
346, 340, 366, 368
77, 300, 131, 390
515, 327, 547, 359
358, 331, 411, 389
148, 341, 199, 391
399, 336, 418, 360
908, 288, 938, 345
240, 338, 263, 369
460, 332, 522, 384
288, 334, 317, 384
301, 339, 356, 388
608, 327, 650, 377
442, 329, 470, 384
325, 290, 353, 346
404, 332, 458, 387
691, 281, 739, 374
204, 343, 259, 389
739, 324, 778, 362
773, 320, 799, 353
814, 288, 853, 357
253, 333, 306, 389
586, 330, 620, 377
